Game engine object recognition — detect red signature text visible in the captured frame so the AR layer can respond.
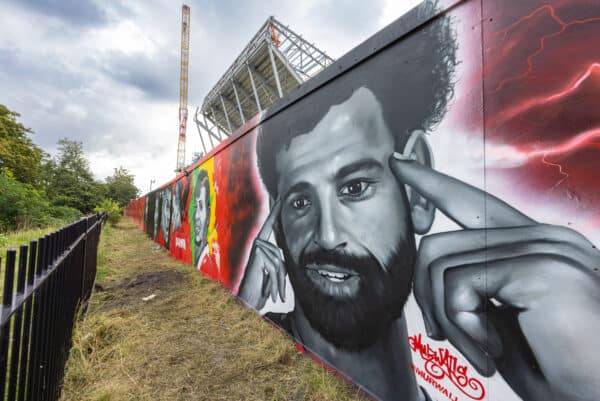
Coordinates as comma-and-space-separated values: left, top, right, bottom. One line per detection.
409, 333, 485, 400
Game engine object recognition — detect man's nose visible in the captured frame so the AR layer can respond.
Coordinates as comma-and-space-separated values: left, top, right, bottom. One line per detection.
314, 200, 346, 250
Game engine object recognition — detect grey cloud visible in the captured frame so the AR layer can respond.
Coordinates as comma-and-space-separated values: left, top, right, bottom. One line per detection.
100, 51, 179, 100
8, 0, 110, 27
0, 47, 95, 150
0, 47, 84, 91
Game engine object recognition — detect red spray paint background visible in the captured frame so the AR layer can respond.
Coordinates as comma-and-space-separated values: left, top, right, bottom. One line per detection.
212, 130, 265, 290
480, 0, 600, 226
125, 196, 145, 231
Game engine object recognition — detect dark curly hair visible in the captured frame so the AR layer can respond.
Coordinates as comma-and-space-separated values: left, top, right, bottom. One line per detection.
256, 0, 457, 198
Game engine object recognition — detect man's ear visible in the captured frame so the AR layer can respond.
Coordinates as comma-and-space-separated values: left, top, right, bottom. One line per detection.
402, 130, 435, 234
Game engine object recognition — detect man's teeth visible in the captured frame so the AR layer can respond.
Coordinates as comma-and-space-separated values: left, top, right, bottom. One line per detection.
317, 270, 350, 282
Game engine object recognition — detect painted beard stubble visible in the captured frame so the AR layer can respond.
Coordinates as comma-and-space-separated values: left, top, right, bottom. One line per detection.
194, 215, 209, 266
280, 230, 416, 352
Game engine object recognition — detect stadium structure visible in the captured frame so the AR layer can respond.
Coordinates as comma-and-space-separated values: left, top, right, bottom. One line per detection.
193, 16, 334, 156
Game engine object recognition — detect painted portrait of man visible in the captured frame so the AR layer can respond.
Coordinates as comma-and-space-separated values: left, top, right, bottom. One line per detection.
160, 186, 172, 248
193, 169, 211, 268
238, 2, 600, 401
153, 191, 160, 241
171, 179, 189, 233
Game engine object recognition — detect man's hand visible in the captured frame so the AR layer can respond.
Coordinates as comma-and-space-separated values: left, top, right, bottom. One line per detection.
238, 200, 287, 310
390, 153, 600, 401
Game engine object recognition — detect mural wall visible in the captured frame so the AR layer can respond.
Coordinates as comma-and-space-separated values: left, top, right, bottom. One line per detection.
125, 1, 600, 400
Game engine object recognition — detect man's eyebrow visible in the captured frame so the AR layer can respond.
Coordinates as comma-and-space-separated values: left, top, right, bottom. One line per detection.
334, 159, 383, 181
283, 181, 311, 200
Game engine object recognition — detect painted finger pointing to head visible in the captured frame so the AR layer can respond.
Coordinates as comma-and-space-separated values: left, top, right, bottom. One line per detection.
389, 151, 534, 230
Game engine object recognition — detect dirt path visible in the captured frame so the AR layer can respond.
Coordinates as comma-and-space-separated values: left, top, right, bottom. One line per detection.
61, 219, 367, 401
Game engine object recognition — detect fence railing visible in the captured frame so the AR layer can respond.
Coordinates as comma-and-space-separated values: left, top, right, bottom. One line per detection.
0, 212, 106, 401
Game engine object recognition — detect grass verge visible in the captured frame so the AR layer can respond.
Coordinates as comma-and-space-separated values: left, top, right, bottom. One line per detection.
60, 219, 368, 401
0, 226, 58, 266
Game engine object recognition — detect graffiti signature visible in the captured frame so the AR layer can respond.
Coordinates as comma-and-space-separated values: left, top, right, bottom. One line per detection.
408, 333, 485, 400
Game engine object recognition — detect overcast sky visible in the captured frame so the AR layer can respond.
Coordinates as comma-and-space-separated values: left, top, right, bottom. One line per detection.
0, 0, 422, 192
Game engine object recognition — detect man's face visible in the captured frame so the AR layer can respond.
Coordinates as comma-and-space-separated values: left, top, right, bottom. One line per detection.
194, 182, 209, 248
274, 87, 416, 350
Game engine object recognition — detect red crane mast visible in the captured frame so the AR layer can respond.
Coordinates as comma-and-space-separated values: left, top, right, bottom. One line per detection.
176, 5, 190, 172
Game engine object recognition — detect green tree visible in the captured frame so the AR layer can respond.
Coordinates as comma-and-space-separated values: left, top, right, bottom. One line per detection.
105, 167, 139, 207
0, 105, 45, 186
46, 138, 105, 213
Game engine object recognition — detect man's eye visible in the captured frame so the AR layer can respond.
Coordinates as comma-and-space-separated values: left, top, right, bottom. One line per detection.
291, 197, 311, 210
340, 180, 369, 196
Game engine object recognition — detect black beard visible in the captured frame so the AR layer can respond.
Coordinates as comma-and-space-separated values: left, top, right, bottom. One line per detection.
282, 237, 416, 352
194, 222, 209, 266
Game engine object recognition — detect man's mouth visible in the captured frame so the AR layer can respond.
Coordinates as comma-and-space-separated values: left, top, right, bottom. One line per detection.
305, 264, 360, 297
315, 270, 351, 282
307, 264, 357, 280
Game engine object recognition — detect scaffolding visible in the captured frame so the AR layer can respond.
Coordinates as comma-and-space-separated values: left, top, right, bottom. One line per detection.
194, 16, 334, 155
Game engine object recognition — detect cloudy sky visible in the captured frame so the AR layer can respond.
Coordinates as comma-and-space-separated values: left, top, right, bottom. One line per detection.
0, 0, 422, 192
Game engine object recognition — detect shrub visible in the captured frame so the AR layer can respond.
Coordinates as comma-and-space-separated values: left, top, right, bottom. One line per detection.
94, 199, 122, 226
0, 168, 52, 231
49, 205, 83, 225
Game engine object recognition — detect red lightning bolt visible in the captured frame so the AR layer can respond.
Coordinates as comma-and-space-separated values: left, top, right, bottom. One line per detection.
541, 154, 569, 189
491, 63, 600, 128
528, 127, 600, 157
525, 127, 600, 188
490, 5, 600, 94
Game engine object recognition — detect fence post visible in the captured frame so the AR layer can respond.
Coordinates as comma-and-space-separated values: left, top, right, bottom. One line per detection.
20, 240, 37, 401
28, 235, 46, 401
0, 249, 17, 400
6, 245, 29, 401
79, 216, 89, 316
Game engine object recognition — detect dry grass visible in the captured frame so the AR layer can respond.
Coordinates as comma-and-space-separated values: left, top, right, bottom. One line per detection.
61, 219, 369, 401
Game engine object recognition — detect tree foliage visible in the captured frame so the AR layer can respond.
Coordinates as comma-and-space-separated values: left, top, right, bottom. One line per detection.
45, 139, 106, 213
0, 168, 81, 231
106, 167, 139, 207
0, 105, 139, 231
0, 105, 45, 186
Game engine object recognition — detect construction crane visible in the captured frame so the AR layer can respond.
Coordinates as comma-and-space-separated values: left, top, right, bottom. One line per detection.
176, 4, 190, 173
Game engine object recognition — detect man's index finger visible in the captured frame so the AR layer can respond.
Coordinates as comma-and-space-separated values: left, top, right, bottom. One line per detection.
258, 199, 282, 241
390, 153, 533, 229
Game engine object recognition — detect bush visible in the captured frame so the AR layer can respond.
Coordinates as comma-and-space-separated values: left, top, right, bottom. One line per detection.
0, 168, 52, 231
0, 168, 85, 232
49, 205, 83, 225
94, 199, 122, 226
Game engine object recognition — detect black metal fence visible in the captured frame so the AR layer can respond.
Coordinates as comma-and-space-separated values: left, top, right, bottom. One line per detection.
0, 213, 106, 401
